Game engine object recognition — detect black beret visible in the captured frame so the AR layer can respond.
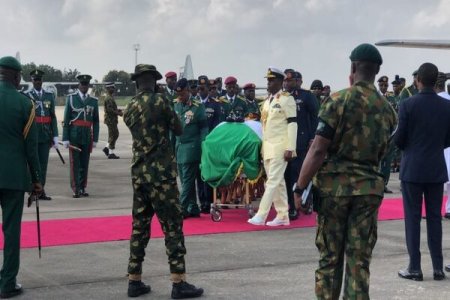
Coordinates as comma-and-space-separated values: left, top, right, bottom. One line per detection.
310, 79, 323, 89
175, 78, 189, 92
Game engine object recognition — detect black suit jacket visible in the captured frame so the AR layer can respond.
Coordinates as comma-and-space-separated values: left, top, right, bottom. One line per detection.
291, 89, 319, 151
394, 88, 450, 183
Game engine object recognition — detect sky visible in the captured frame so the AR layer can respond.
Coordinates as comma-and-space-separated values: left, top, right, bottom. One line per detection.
2, 0, 450, 90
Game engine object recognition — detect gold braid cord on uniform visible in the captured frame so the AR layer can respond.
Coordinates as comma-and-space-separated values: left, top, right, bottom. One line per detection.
23, 101, 35, 138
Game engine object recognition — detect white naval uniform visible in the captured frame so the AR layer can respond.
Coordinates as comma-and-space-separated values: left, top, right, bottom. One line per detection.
255, 90, 297, 221
438, 91, 450, 213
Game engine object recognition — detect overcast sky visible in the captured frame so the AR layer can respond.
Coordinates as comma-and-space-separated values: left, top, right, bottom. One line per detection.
2, 0, 449, 89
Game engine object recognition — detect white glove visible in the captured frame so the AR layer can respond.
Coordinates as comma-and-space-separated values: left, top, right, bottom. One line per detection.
63, 141, 69, 148
92, 142, 97, 148
53, 136, 59, 149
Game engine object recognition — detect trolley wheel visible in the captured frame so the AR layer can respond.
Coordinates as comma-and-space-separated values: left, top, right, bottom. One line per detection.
211, 209, 222, 222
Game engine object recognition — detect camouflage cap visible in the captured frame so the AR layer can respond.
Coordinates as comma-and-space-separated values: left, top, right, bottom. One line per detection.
130, 64, 162, 81
349, 43, 383, 65
0, 56, 22, 71
76, 74, 92, 84
198, 75, 209, 86
175, 78, 189, 92
377, 75, 389, 83
30, 69, 45, 80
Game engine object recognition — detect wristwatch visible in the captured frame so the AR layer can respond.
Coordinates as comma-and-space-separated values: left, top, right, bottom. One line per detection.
293, 184, 305, 195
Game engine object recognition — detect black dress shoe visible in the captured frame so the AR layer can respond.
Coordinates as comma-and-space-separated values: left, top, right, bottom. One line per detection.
384, 187, 393, 193
39, 192, 52, 200
73, 192, 80, 198
433, 270, 446, 280
102, 147, 109, 157
80, 189, 89, 197
398, 269, 423, 281
108, 153, 120, 159
288, 209, 299, 221
444, 213, 450, 219
0, 283, 23, 298
445, 265, 450, 272
127, 280, 151, 298
171, 281, 204, 299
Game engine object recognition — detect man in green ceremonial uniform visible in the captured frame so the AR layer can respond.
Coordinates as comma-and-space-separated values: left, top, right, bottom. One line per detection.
102, 82, 122, 159
243, 83, 260, 119
62, 74, 99, 198
123, 64, 203, 299
25, 69, 59, 200
294, 44, 397, 299
218, 76, 248, 122
399, 70, 419, 103
174, 78, 208, 218
0, 56, 42, 299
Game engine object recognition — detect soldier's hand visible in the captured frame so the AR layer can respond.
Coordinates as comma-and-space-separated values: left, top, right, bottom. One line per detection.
294, 193, 302, 210
53, 136, 59, 149
33, 182, 43, 194
284, 150, 294, 162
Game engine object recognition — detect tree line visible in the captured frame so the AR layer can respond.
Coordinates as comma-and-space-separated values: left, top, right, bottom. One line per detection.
21, 63, 136, 97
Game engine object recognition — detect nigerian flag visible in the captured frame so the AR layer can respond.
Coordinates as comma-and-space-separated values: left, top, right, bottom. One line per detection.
201, 122, 262, 188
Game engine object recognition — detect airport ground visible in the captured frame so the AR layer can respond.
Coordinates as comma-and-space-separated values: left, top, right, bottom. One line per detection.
2, 107, 450, 299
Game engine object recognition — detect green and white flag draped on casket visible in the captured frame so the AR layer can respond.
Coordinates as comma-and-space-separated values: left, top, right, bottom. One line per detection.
201, 122, 262, 188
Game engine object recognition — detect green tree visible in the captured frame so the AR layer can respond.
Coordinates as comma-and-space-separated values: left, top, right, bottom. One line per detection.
21, 63, 63, 81
103, 70, 136, 96
62, 68, 80, 82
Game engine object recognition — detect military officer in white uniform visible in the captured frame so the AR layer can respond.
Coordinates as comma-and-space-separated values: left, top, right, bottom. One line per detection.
248, 67, 297, 226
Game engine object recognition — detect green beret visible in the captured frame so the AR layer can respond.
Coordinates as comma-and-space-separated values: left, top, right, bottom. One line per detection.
349, 43, 383, 65
0, 56, 22, 71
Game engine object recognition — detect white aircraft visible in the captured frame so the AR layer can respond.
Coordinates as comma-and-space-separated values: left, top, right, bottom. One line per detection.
375, 39, 450, 50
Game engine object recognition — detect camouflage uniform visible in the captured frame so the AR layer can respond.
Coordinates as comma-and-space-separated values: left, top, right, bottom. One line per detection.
123, 90, 186, 277
313, 81, 397, 299
103, 94, 119, 150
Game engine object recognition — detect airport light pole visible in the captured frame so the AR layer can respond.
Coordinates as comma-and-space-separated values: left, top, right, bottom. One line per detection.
133, 43, 140, 66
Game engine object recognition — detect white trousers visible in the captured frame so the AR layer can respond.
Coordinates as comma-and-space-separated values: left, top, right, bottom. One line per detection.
256, 157, 289, 221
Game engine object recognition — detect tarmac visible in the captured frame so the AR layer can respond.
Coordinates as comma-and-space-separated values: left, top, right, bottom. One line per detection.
2, 106, 450, 299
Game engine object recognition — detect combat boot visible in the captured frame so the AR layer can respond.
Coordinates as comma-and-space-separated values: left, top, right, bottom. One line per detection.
171, 281, 204, 299
127, 280, 151, 298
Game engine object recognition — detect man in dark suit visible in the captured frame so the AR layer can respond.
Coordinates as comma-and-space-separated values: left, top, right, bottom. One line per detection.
395, 62, 450, 281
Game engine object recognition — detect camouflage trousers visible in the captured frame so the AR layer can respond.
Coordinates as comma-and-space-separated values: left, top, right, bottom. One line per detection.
128, 179, 186, 275
315, 195, 382, 300
106, 123, 119, 150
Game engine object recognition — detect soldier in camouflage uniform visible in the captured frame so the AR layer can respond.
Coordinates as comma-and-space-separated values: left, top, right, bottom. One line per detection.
294, 44, 397, 300
102, 83, 122, 159
62, 74, 100, 198
174, 78, 208, 218
25, 69, 59, 200
123, 64, 203, 299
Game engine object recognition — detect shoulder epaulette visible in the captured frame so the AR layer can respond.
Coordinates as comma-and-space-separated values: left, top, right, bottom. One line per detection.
218, 96, 229, 103
192, 100, 200, 107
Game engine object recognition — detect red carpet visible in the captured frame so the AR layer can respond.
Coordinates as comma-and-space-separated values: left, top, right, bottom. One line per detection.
1, 197, 447, 249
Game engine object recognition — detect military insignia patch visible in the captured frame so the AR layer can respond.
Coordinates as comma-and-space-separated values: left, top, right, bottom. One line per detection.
185, 110, 194, 124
